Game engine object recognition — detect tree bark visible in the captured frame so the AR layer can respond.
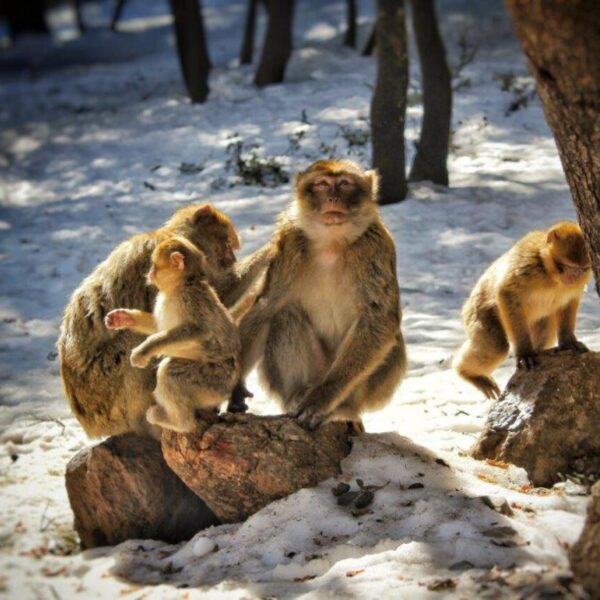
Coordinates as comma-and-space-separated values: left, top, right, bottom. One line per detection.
362, 25, 376, 56
370, 0, 408, 204
254, 0, 295, 87
162, 412, 352, 523
408, 0, 451, 186
239, 0, 259, 65
344, 0, 357, 48
169, 0, 212, 103
505, 0, 600, 298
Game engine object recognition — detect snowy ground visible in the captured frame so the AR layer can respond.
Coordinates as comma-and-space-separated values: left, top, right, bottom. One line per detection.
0, 0, 598, 598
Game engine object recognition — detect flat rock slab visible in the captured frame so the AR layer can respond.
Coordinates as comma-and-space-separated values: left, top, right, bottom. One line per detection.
472, 350, 600, 487
570, 481, 600, 600
66, 433, 219, 548
162, 413, 352, 523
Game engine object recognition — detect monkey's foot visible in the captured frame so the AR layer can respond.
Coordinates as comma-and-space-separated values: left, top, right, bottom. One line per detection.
146, 405, 195, 433
227, 382, 253, 414
130, 348, 151, 369
517, 354, 540, 370
556, 340, 589, 353
347, 420, 365, 435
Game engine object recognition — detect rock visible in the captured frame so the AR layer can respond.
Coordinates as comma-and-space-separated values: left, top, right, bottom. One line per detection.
471, 350, 600, 487
66, 433, 219, 549
570, 481, 600, 599
162, 412, 352, 522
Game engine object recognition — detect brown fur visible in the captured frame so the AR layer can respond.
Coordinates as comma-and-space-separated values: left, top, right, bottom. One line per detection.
454, 221, 592, 399
237, 159, 406, 429
58, 204, 269, 437
105, 237, 240, 433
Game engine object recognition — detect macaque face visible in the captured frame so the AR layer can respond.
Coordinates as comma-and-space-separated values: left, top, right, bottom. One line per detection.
548, 226, 591, 285
297, 161, 374, 228
195, 211, 240, 269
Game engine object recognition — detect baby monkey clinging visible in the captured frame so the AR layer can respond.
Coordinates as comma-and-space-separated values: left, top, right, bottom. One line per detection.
454, 221, 591, 399
105, 236, 240, 432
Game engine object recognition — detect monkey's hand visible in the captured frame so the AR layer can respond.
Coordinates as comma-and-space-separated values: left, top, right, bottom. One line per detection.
105, 309, 136, 330
130, 346, 151, 368
292, 386, 331, 429
227, 382, 253, 414
517, 353, 540, 369
557, 339, 589, 353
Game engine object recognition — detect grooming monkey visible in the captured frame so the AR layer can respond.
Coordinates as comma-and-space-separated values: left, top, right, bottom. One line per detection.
236, 159, 406, 429
105, 237, 239, 432
59, 204, 269, 437
454, 221, 592, 399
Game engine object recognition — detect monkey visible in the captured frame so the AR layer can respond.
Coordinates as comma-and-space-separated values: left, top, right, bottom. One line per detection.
104, 236, 240, 433
453, 221, 592, 399
235, 159, 407, 430
58, 204, 270, 437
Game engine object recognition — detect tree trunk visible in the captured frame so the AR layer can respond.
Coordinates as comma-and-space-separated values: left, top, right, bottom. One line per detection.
505, 0, 600, 298
370, 0, 408, 204
110, 0, 127, 31
344, 0, 357, 47
2, 0, 48, 36
408, 0, 451, 186
362, 25, 376, 56
254, 0, 295, 87
169, 0, 212, 103
239, 0, 259, 65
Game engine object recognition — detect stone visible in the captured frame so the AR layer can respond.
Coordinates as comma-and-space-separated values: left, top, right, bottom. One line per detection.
66, 433, 219, 549
570, 481, 600, 600
472, 350, 600, 487
162, 412, 352, 523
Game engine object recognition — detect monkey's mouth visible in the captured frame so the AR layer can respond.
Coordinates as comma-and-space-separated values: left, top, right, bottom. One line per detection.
320, 202, 348, 225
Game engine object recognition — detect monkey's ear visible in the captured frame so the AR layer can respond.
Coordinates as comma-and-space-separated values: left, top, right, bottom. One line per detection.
169, 251, 185, 270
193, 204, 216, 224
547, 228, 560, 244
364, 169, 380, 202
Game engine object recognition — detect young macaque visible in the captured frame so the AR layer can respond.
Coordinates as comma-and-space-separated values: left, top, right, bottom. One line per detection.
59, 204, 269, 437
235, 159, 407, 430
454, 221, 592, 399
105, 237, 240, 432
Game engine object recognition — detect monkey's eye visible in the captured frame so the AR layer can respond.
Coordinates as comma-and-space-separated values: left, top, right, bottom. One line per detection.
314, 179, 330, 188
555, 261, 567, 273
338, 178, 353, 187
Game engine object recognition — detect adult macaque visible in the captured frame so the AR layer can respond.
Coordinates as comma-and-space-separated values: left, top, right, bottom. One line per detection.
59, 204, 268, 437
105, 237, 239, 432
236, 159, 407, 429
454, 221, 592, 399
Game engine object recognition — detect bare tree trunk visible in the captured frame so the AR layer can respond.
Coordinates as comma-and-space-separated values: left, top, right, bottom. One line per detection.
2, 0, 48, 36
362, 25, 376, 56
370, 0, 408, 204
505, 0, 600, 298
408, 0, 451, 186
110, 0, 126, 31
254, 0, 295, 87
344, 0, 357, 47
239, 0, 259, 65
169, 0, 212, 103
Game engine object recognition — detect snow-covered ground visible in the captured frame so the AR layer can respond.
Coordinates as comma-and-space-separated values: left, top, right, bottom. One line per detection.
0, 0, 598, 597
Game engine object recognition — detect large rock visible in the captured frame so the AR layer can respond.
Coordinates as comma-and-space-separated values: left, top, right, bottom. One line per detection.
162, 412, 352, 522
66, 433, 219, 548
570, 481, 600, 599
472, 350, 600, 487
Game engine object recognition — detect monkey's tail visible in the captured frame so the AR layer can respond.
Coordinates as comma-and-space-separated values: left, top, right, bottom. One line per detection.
458, 371, 501, 400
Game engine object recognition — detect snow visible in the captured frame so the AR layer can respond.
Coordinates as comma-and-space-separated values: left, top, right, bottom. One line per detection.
0, 0, 598, 598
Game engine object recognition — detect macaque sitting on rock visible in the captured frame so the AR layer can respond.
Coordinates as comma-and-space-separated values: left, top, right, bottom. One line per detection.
454, 221, 592, 399
105, 237, 240, 432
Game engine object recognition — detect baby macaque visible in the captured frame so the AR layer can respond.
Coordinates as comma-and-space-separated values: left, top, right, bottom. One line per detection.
454, 221, 592, 399
105, 236, 240, 432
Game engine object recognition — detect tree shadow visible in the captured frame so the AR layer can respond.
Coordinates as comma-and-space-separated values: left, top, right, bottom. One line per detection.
106, 431, 534, 597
